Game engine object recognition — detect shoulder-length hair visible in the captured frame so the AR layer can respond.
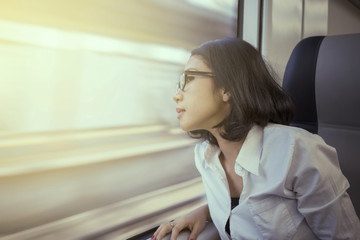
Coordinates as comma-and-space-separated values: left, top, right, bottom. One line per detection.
189, 38, 294, 145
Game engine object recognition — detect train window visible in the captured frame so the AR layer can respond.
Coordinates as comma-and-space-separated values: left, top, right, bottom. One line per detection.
0, 0, 237, 133
0, 0, 238, 239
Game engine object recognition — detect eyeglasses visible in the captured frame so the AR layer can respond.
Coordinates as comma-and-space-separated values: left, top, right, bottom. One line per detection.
177, 70, 216, 91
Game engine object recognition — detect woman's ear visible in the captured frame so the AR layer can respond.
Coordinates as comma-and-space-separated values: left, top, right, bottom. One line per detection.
221, 89, 231, 102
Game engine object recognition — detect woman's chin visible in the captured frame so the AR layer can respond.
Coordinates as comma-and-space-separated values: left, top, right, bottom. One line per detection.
180, 124, 201, 133
179, 121, 193, 132
179, 124, 190, 132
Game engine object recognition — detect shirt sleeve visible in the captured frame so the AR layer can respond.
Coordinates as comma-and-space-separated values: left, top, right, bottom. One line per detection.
285, 134, 360, 239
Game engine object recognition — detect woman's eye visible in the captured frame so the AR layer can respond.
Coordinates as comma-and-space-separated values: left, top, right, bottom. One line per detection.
186, 75, 195, 83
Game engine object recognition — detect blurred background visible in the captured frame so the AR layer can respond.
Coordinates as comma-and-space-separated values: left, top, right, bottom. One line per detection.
0, 0, 237, 239
0, 0, 237, 133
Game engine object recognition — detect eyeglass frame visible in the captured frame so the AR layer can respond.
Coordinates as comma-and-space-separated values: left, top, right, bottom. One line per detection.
178, 70, 216, 91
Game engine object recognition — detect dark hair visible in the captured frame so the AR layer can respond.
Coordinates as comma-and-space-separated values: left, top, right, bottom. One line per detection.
189, 38, 294, 145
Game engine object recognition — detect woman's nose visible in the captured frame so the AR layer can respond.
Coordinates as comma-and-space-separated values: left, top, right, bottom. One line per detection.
173, 89, 183, 103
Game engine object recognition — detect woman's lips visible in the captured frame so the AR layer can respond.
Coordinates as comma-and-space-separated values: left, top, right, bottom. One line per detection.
176, 107, 185, 119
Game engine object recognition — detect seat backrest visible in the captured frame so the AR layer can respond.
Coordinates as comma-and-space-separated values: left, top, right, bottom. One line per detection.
283, 33, 360, 217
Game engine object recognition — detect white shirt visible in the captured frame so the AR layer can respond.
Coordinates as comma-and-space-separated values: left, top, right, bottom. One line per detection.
194, 123, 360, 240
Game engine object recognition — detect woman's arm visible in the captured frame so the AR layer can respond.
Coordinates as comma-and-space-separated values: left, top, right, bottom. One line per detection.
286, 137, 360, 238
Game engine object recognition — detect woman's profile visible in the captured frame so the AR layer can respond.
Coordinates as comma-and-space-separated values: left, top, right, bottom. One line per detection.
153, 38, 360, 240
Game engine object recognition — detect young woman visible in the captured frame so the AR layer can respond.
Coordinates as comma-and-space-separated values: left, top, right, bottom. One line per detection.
153, 38, 360, 240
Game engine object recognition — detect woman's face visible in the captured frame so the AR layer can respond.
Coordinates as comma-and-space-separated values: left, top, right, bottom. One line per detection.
173, 55, 230, 132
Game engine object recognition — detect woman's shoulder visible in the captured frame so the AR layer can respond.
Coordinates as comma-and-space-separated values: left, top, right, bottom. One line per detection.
263, 123, 336, 157
264, 123, 326, 145
260, 124, 339, 184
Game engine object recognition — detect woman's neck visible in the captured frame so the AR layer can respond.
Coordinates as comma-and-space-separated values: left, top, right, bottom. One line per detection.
210, 129, 245, 163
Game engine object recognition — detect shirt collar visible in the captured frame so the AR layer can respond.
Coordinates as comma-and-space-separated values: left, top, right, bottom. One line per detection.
204, 142, 221, 166
236, 125, 263, 176
203, 125, 263, 176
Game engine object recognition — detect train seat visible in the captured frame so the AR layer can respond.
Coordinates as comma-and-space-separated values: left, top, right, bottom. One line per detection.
283, 33, 360, 217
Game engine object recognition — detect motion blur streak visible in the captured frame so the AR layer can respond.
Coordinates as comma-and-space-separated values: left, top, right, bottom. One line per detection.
0, 0, 237, 238
0, 126, 199, 236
